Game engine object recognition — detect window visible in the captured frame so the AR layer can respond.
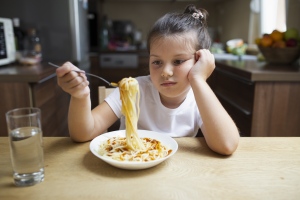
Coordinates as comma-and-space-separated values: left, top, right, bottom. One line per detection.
248, 0, 287, 44
261, 0, 286, 34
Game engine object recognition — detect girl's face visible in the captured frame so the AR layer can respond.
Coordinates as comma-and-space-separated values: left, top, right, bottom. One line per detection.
149, 33, 196, 108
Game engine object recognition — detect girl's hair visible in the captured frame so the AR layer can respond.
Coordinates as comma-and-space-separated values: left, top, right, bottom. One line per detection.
147, 4, 211, 52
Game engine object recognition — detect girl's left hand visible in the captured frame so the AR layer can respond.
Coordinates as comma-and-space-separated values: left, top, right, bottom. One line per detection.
188, 49, 215, 82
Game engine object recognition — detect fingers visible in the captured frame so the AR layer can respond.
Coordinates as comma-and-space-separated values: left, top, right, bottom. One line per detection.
56, 62, 80, 78
196, 49, 215, 66
60, 72, 89, 91
190, 49, 215, 81
195, 49, 213, 60
56, 62, 90, 97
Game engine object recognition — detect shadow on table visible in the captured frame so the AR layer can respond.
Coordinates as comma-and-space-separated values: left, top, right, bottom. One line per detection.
176, 137, 233, 159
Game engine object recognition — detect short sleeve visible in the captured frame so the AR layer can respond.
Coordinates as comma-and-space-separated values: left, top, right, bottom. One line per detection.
104, 88, 122, 118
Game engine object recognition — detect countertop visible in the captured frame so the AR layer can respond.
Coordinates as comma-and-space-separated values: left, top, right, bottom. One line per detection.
0, 62, 57, 82
1, 137, 299, 199
215, 58, 300, 82
2, 59, 300, 83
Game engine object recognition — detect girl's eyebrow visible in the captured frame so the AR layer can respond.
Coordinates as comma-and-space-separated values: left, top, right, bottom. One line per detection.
174, 53, 195, 57
150, 53, 194, 57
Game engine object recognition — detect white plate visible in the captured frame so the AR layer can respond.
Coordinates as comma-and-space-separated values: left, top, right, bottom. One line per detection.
90, 130, 178, 170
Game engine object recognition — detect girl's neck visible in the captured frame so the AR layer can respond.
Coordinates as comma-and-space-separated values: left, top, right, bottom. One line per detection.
159, 94, 186, 109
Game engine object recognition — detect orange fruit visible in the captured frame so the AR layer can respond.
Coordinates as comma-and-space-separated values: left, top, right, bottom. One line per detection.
272, 40, 286, 48
255, 38, 261, 45
270, 30, 284, 41
261, 34, 273, 47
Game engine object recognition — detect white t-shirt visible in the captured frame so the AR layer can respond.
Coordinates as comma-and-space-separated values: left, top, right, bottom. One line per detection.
105, 75, 202, 137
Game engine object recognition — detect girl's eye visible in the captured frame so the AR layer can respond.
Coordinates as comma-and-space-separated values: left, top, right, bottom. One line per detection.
173, 60, 185, 65
152, 60, 162, 66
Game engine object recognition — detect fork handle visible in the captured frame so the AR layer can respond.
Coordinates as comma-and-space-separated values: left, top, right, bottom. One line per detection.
48, 62, 117, 87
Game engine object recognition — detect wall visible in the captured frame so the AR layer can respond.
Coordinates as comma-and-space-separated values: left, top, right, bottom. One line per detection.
287, 0, 300, 31
1, 0, 298, 52
101, 1, 218, 41
214, 0, 251, 43
98, 0, 252, 44
100, 0, 300, 44
97, 0, 251, 43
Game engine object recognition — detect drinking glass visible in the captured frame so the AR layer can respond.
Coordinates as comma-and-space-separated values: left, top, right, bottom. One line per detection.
6, 107, 44, 186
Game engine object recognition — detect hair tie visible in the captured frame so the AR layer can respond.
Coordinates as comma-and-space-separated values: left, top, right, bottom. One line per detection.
192, 11, 203, 20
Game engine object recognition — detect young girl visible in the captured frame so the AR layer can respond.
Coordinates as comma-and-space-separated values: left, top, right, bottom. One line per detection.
56, 5, 239, 155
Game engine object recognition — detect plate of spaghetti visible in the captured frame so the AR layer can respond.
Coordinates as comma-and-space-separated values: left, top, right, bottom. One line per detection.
90, 129, 178, 170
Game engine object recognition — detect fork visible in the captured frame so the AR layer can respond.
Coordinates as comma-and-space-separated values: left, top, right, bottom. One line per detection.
48, 62, 118, 87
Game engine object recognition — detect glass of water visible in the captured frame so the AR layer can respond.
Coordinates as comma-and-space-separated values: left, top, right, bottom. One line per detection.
6, 107, 44, 187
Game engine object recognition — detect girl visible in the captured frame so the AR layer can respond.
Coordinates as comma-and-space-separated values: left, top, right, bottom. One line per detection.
56, 5, 239, 155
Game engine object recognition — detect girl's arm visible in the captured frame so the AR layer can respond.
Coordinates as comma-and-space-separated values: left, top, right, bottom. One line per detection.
188, 50, 239, 155
56, 62, 118, 142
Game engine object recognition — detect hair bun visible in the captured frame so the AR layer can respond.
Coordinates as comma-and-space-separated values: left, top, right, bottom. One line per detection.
184, 4, 208, 25
184, 4, 198, 14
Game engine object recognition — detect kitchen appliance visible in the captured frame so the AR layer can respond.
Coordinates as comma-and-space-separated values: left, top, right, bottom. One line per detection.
0, 18, 16, 66
100, 53, 138, 69
0, 0, 90, 70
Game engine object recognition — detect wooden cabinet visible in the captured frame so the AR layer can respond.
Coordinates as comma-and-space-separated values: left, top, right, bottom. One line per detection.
251, 82, 300, 136
31, 75, 70, 137
210, 60, 300, 137
209, 68, 254, 136
0, 63, 70, 137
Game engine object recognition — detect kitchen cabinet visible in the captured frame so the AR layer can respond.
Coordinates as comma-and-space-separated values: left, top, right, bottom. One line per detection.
208, 67, 254, 136
210, 59, 300, 137
0, 63, 70, 137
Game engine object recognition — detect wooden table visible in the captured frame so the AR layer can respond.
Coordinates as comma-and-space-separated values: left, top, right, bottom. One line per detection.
0, 137, 299, 199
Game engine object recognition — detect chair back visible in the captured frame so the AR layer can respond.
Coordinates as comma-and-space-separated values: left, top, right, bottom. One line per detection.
98, 86, 115, 104
98, 86, 119, 132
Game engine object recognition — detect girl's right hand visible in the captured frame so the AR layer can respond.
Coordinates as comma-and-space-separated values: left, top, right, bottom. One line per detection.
56, 62, 90, 99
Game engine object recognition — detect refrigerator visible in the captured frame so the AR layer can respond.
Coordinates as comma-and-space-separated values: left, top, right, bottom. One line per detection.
0, 0, 90, 70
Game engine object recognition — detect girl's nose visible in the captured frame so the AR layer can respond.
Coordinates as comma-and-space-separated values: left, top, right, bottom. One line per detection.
161, 64, 173, 78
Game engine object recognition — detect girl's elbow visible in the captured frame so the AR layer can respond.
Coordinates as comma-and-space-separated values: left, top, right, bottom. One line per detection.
220, 143, 238, 155
220, 136, 239, 156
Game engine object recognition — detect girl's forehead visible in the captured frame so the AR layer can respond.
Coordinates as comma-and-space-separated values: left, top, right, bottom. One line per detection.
150, 33, 197, 53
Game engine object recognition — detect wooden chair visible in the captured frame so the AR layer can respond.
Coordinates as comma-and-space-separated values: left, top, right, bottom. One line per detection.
98, 86, 115, 104
98, 86, 120, 132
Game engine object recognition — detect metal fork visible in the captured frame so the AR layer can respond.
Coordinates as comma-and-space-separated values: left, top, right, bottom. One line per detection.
48, 62, 118, 87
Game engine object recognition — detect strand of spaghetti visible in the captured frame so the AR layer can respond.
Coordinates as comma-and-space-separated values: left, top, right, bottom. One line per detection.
119, 77, 145, 151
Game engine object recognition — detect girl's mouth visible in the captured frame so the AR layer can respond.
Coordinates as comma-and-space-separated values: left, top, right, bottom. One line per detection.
161, 81, 176, 87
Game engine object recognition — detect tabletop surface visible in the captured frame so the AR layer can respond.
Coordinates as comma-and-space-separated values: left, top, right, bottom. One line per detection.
0, 137, 299, 200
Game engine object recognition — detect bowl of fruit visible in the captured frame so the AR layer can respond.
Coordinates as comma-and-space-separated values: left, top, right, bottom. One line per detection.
256, 28, 300, 65
226, 38, 248, 56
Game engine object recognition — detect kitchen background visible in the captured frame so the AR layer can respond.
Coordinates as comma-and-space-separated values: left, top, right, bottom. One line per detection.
91, 0, 300, 49
0, 0, 299, 62
0, 0, 299, 137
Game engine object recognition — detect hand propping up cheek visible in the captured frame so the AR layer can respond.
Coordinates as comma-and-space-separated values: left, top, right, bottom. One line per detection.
56, 62, 90, 99
188, 49, 215, 82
